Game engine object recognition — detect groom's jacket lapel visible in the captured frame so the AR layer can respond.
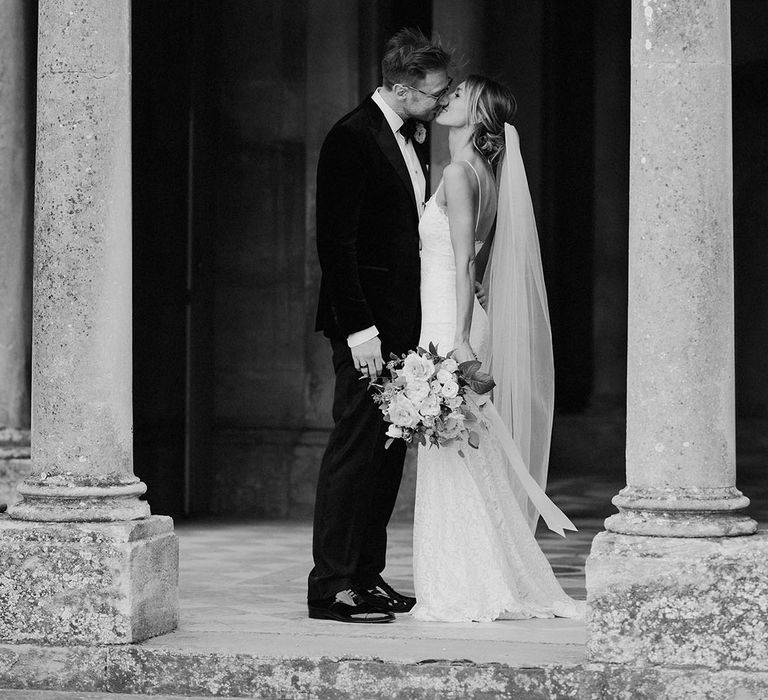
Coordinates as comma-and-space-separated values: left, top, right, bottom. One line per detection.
415, 139, 431, 200
315, 95, 423, 354
364, 98, 420, 219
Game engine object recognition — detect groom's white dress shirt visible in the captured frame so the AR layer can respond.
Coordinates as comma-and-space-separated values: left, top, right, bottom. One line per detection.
347, 89, 427, 349
371, 88, 427, 217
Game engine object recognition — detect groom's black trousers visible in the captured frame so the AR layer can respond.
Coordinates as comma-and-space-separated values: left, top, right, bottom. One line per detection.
308, 337, 407, 601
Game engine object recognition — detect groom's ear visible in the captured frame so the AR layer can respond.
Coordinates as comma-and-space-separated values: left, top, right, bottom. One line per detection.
392, 84, 408, 100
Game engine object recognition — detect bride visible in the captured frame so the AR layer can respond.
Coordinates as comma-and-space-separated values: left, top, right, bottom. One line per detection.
412, 75, 584, 622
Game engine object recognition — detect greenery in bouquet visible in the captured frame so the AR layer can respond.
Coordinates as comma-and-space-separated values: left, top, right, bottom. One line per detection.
370, 342, 495, 453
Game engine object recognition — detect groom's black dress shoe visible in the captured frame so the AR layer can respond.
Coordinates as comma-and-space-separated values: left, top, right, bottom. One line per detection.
365, 580, 416, 613
308, 589, 395, 623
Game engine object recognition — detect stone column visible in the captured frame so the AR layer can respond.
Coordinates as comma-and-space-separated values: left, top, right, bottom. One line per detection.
0, 0, 177, 644
0, 0, 33, 506
606, 0, 753, 538
586, 0, 768, 675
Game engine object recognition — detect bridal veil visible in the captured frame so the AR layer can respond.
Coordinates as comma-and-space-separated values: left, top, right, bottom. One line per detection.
483, 123, 555, 532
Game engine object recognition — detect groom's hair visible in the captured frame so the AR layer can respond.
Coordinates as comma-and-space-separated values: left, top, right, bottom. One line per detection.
381, 28, 452, 89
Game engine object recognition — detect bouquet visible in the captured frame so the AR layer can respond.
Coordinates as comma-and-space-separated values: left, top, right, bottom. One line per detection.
370, 343, 495, 453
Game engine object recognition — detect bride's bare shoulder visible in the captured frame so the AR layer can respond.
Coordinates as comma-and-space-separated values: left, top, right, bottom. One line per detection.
443, 160, 475, 181
442, 161, 476, 198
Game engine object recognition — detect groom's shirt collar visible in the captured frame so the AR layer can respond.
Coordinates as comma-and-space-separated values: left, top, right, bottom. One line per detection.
371, 88, 404, 135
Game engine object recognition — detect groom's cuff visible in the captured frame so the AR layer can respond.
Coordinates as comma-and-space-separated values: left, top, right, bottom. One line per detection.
347, 326, 379, 348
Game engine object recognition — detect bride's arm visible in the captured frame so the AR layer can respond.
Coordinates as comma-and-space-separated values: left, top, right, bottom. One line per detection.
474, 223, 495, 282
444, 162, 478, 363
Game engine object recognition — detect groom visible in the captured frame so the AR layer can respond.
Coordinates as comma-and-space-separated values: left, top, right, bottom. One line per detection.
309, 29, 453, 623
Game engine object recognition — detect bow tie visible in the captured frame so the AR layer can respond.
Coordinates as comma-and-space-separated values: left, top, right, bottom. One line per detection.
398, 119, 419, 143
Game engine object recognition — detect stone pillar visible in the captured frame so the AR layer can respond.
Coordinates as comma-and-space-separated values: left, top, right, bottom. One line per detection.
12, 0, 147, 522
586, 0, 768, 674
0, 0, 177, 644
606, 0, 754, 539
0, 0, 33, 506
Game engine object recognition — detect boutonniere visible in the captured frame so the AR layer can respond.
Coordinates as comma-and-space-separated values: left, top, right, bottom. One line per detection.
414, 122, 427, 144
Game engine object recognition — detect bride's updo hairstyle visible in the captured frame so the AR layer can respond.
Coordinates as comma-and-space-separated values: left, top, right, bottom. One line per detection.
464, 75, 518, 168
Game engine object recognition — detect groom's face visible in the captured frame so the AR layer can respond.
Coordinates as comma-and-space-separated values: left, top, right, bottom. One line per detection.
402, 70, 452, 122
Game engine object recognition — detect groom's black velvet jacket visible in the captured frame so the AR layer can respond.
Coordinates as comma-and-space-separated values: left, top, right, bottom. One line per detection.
314, 96, 428, 356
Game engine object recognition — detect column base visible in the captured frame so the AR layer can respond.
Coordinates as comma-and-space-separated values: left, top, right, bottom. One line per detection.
0, 514, 178, 644
586, 530, 768, 670
0, 428, 31, 508
8, 478, 151, 522
608, 485, 757, 536
605, 509, 758, 537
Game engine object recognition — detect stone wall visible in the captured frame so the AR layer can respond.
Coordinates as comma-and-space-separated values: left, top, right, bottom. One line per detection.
200, 0, 614, 518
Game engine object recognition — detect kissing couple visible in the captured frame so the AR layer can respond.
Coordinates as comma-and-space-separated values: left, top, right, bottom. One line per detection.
309, 28, 585, 623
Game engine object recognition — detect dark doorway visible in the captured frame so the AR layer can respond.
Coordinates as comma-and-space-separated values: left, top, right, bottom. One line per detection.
130, 0, 617, 517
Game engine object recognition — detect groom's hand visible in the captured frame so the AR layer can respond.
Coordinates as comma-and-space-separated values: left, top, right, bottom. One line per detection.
351, 336, 384, 379
474, 281, 487, 310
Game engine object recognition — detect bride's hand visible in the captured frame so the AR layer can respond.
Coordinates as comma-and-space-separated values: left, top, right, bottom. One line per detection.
452, 341, 477, 364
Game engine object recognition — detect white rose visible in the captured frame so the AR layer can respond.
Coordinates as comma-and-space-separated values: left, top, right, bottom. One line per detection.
402, 352, 435, 382
441, 358, 459, 373
386, 424, 403, 438
387, 394, 421, 429
436, 369, 454, 385
441, 380, 460, 398
414, 122, 427, 144
446, 395, 463, 409
405, 378, 430, 404
419, 392, 441, 417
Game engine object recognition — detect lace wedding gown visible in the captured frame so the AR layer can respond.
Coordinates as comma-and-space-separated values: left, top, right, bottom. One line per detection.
411, 177, 584, 622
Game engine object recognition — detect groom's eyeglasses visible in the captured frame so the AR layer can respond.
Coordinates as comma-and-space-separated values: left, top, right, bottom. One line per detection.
397, 77, 453, 102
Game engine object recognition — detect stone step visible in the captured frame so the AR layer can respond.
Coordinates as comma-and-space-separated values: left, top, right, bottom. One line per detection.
0, 691, 236, 700
0, 639, 587, 698
2, 641, 768, 699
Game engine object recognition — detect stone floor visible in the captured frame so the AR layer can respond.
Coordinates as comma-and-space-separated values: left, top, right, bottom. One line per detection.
3, 471, 767, 698
154, 516, 598, 666
123, 472, 619, 674
0, 514, 599, 698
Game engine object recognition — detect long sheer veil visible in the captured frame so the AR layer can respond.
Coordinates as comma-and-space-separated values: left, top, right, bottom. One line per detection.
482, 123, 555, 532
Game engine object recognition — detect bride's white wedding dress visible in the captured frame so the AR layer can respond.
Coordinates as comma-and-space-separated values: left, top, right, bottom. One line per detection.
411, 168, 584, 622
